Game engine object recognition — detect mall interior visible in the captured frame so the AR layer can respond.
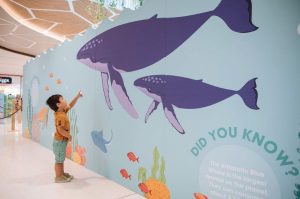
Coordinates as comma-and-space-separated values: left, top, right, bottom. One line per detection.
0, 0, 300, 199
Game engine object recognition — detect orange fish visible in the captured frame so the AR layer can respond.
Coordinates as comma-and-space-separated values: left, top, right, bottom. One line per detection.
56, 79, 62, 84
49, 72, 54, 78
127, 152, 139, 163
194, 193, 208, 199
45, 86, 49, 91
138, 183, 152, 195
120, 169, 131, 180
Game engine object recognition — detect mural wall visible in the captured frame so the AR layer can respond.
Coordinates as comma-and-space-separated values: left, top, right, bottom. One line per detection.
23, 0, 300, 198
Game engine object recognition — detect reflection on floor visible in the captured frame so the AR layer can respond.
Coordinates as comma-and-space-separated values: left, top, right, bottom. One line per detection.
0, 118, 144, 199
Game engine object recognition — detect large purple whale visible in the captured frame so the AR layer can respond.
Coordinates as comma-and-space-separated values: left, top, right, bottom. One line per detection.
134, 75, 259, 134
77, 0, 258, 118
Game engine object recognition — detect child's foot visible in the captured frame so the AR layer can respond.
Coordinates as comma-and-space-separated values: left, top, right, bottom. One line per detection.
63, 172, 74, 180
55, 175, 71, 183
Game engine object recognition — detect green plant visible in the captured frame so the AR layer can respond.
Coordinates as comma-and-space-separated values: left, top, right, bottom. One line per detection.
26, 89, 33, 138
68, 109, 78, 152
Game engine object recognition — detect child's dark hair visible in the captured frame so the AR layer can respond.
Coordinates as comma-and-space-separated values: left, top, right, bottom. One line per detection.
46, 94, 62, 112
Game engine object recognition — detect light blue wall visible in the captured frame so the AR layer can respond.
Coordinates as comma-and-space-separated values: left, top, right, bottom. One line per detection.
23, 0, 300, 198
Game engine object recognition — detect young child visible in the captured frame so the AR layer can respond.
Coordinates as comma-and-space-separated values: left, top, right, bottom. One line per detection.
46, 91, 82, 183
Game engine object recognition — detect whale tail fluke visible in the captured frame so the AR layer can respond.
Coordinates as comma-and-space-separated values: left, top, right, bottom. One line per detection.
214, 0, 258, 33
238, 78, 259, 110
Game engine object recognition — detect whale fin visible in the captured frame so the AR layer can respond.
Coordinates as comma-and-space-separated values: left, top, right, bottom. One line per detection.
238, 78, 259, 110
150, 14, 158, 19
162, 101, 185, 134
213, 0, 258, 33
108, 65, 139, 118
101, 72, 113, 110
145, 100, 160, 123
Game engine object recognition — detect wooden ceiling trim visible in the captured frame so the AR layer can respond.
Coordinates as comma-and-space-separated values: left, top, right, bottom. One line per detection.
14, 0, 70, 10
52, 22, 88, 36
1, 35, 34, 47
0, 24, 15, 34
73, 0, 99, 24
0, 45, 34, 57
26, 18, 55, 30
2, 0, 33, 20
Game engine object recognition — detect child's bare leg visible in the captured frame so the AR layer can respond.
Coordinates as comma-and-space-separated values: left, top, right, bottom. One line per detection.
55, 163, 63, 177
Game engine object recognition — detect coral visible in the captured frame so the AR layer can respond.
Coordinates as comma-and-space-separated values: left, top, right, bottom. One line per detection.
138, 147, 170, 199
31, 114, 40, 142
144, 178, 170, 199
23, 128, 30, 139
66, 142, 72, 158
67, 109, 86, 166
38, 107, 48, 129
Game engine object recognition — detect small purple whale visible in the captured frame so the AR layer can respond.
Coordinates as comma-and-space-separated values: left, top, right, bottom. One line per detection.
134, 75, 259, 134
77, 0, 258, 118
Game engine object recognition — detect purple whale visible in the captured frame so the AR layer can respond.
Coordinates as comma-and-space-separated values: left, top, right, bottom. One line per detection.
77, 0, 258, 118
134, 75, 259, 134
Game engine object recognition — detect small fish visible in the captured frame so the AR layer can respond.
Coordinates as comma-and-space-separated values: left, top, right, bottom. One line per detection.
138, 183, 152, 195
49, 72, 54, 78
127, 152, 139, 163
45, 86, 49, 91
194, 193, 208, 199
56, 79, 62, 85
120, 169, 131, 180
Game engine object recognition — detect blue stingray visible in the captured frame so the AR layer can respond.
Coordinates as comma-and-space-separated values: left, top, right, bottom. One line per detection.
91, 130, 113, 153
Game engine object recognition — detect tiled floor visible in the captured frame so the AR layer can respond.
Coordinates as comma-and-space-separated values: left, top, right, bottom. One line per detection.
0, 118, 145, 199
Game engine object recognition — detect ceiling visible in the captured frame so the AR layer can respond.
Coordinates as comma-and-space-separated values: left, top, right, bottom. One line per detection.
0, 0, 136, 76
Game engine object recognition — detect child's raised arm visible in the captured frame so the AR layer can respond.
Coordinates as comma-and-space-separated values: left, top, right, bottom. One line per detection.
69, 91, 83, 109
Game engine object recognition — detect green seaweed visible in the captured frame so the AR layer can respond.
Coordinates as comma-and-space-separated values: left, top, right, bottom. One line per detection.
159, 157, 166, 183
26, 89, 33, 138
151, 146, 160, 179
138, 167, 147, 182
137, 146, 167, 186
68, 109, 79, 153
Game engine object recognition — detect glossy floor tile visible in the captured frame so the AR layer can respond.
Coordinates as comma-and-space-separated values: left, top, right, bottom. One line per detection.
0, 119, 145, 199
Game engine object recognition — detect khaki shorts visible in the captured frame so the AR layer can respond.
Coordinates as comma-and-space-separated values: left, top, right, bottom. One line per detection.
53, 139, 67, 163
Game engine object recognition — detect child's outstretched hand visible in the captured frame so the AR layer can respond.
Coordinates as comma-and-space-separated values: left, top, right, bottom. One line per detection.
78, 90, 83, 97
